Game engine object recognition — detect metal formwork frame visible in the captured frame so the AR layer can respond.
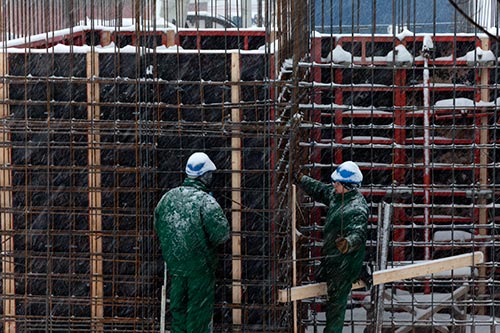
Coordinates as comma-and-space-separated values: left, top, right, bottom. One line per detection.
294, 26, 498, 331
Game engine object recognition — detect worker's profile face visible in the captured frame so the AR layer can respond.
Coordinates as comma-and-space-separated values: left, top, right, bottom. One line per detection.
333, 181, 345, 194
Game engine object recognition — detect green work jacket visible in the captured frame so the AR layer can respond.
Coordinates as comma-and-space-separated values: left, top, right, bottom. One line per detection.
300, 176, 369, 284
154, 178, 230, 276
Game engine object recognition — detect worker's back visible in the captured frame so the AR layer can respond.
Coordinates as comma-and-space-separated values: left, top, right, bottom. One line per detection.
154, 177, 230, 276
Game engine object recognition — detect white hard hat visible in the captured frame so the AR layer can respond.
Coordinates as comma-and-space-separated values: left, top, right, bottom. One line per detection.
185, 152, 217, 177
331, 161, 363, 184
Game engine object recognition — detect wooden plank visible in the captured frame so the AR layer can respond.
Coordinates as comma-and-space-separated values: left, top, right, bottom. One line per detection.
394, 285, 469, 333
278, 282, 327, 303
87, 52, 104, 333
278, 251, 484, 303
278, 280, 367, 303
372, 251, 484, 286
0, 52, 16, 333
382, 290, 415, 314
231, 52, 242, 329
99, 31, 111, 46
165, 30, 175, 47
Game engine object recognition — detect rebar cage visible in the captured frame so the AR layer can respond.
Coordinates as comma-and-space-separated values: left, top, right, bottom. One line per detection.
0, 1, 499, 332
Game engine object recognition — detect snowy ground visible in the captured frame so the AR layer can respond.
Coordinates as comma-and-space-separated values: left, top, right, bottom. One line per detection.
305, 308, 500, 333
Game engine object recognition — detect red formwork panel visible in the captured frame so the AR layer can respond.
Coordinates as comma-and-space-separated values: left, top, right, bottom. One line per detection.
8, 27, 268, 51
305, 33, 497, 267
402, 34, 482, 65
176, 29, 267, 50
6, 28, 89, 48
334, 36, 406, 177
110, 30, 169, 47
110, 29, 267, 50
335, 34, 403, 65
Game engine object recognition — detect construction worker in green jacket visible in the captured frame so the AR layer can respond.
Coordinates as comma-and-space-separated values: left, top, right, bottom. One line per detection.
154, 152, 230, 333
297, 161, 369, 333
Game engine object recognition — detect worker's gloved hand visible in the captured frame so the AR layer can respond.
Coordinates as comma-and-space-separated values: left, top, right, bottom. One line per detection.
335, 237, 349, 254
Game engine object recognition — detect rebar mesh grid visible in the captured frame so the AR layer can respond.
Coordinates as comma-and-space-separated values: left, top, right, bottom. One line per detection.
0, 1, 292, 331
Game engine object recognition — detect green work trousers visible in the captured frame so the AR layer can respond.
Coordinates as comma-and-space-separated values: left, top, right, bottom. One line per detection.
169, 272, 215, 333
325, 278, 352, 333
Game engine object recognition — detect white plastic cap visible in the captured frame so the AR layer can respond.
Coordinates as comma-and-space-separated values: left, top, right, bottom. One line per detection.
185, 152, 217, 177
331, 161, 363, 184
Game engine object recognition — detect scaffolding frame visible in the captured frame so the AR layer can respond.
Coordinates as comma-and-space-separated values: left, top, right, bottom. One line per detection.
295, 29, 499, 331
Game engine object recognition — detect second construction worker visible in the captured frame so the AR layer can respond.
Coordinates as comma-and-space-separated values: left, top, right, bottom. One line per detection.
297, 161, 369, 333
154, 152, 230, 333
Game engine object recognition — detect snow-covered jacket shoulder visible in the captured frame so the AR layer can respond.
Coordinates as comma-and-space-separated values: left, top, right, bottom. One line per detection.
154, 178, 230, 275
